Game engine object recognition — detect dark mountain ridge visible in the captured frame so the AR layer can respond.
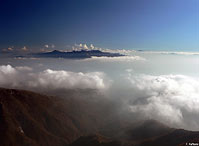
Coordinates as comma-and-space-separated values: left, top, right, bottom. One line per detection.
32, 49, 124, 59
0, 88, 199, 146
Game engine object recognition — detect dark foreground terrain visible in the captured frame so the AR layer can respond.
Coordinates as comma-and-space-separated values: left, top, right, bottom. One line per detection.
0, 88, 199, 146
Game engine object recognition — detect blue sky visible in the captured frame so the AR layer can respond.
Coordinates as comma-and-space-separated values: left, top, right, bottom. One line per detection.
0, 0, 198, 51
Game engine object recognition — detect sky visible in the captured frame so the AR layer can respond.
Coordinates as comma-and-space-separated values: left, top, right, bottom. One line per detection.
0, 0, 199, 51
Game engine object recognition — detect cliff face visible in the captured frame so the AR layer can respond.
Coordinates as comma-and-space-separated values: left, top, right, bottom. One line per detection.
0, 88, 199, 146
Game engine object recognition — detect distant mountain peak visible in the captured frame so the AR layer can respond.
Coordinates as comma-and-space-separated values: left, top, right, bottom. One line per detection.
51, 50, 61, 53
32, 49, 124, 59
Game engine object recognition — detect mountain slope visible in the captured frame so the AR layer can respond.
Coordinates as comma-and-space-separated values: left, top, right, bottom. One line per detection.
0, 88, 199, 146
0, 88, 125, 146
0, 88, 111, 145
69, 134, 122, 146
141, 129, 199, 146
0, 88, 78, 146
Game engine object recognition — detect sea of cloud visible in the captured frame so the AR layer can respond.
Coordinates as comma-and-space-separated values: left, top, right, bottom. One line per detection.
84, 56, 145, 62
0, 50, 198, 131
126, 74, 199, 130
0, 65, 110, 91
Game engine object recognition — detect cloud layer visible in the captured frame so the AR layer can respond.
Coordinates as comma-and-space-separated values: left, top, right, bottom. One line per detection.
127, 74, 199, 130
140, 51, 199, 55
0, 64, 199, 130
70, 43, 136, 55
0, 65, 110, 91
30, 69, 109, 90
85, 56, 145, 62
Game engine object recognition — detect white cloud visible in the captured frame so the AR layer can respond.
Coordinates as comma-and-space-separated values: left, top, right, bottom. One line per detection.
44, 45, 49, 48
29, 69, 110, 90
66, 43, 137, 57
83, 44, 88, 50
15, 66, 32, 71
127, 74, 199, 130
71, 43, 136, 54
44, 44, 55, 49
102, 49, 136, 55
8, 47, 13, 51
139, 51, 199, 55
0, 65, 110, 91
90, 44, 95, 49
2, 47, 14, 52
84, 56, 145, 62
0, 65, 23, 87
73, 43, 90, 51
21, 46, 28, 51
0, 65, 17, 74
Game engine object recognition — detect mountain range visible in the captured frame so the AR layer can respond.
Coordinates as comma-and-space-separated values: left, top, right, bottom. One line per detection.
31, 50, 124, 59
0, 88, 199, 146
